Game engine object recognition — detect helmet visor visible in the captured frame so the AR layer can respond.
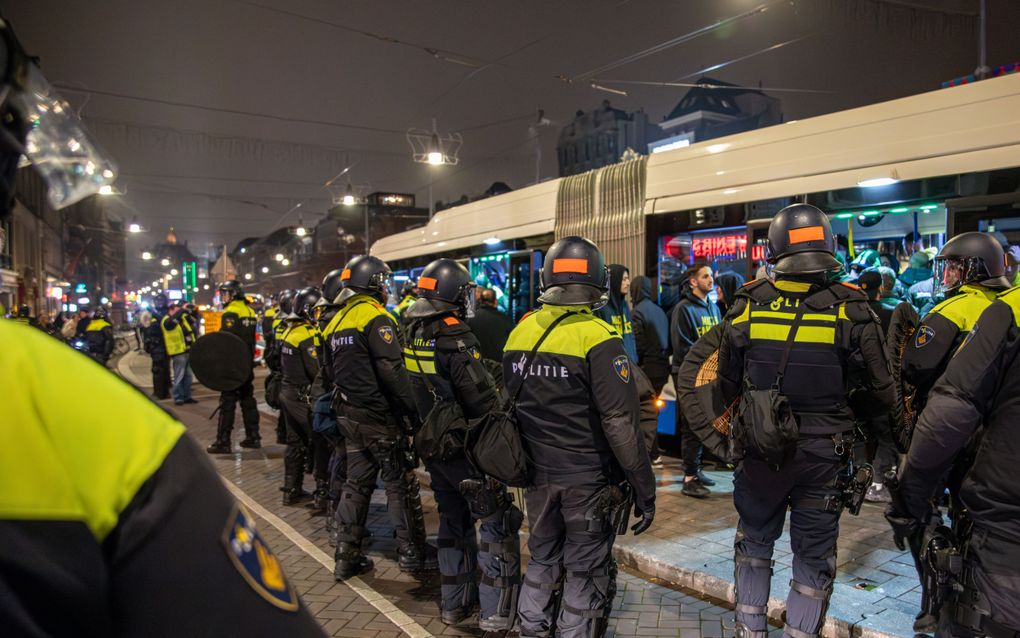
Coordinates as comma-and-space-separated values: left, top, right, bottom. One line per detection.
933, 256, 982, 296
6, 63, 117, 209
462, 283, 477, 318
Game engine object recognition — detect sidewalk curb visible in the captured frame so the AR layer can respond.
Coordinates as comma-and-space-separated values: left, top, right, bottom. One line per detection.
413, 468, 904, 638
610, 543, 898, 638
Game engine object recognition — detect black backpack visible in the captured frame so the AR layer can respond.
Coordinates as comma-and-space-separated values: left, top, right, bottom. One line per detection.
730, 303, 802, 469
407, 337, 475, 464
465, 312, 573, 487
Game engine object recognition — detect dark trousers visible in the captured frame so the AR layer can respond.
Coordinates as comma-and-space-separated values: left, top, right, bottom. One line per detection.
151, 354, 171, 399
216, 373, 259, 439
733, 437, 843, 637
280, 385, 330, 490
335, 422, 421, 551
428, 457, 522, 619
679, 413, 703, 476
517, 475, 616, 638
938, 548, 1020, 638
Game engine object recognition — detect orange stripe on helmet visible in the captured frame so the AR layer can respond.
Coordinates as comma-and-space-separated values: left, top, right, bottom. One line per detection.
788, 226, 825, 244
417, 276, 438, 291
552, 258, 588, 274
340, 269, 351, 280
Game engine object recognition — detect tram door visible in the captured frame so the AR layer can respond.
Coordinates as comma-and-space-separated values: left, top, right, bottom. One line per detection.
746, 219, 771, 279
508, 250, 542, 322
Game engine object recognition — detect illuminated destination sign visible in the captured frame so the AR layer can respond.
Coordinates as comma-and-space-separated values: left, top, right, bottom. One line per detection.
691, 233, 766, 262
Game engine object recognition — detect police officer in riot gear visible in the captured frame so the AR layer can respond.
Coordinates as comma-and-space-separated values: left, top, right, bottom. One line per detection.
322, 255, 436, 578
716, 204, 894, 638
144, 293, 172, 399
317, 268, 349, 543
902, 232, 1012, 411
888, 286, 1020, 638
279, 287, 331, 508
507, 236, 656, 638
266, 289, 296, 445
84, 306, 114, 365
207, 280, 261, 453
404, 258, 523, 629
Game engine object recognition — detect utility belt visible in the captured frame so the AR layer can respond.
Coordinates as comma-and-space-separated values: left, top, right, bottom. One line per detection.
947, 523, 1020, 638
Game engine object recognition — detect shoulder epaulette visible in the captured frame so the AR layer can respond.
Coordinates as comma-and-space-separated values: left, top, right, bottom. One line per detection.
804, 282, 867, 311
737, 278, 780, 305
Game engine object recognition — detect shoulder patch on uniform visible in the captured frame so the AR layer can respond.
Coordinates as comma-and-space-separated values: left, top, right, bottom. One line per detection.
443, 316, 460, 326
914, 325, 936, 348
378, 325, 395, 344
612, 355, 631, 383
222, 504, 298, 612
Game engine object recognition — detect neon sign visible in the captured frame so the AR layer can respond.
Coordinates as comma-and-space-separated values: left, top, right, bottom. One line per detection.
691, 234, 766, 262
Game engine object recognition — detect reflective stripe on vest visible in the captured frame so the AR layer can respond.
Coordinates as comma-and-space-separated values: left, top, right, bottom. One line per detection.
161, 317, 188, 356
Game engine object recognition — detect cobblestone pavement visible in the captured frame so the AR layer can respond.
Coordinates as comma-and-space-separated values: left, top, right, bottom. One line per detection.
120, 350, 765, 638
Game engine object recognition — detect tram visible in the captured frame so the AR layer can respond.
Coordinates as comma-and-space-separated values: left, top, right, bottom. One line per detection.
372, 72, 1020, 450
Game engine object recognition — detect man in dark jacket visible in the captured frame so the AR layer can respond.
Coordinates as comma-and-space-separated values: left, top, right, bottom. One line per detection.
670, 262, 722, 497
594, 264, 638, 362
467, 287, 514, 362
857, 271, 894, 334
630, 275, 669, 462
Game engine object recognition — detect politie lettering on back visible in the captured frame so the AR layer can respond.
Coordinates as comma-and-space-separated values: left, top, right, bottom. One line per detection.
512, 354, 570, 379
331, 334, 356, 348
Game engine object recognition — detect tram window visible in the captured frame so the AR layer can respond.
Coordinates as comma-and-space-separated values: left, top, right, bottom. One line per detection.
978, 218, 1020, 286
469, 254, 511, 316
658, 228, 762, 309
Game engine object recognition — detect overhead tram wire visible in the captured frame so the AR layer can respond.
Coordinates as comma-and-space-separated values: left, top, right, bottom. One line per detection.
589, 79, 833, 95
564, 1, 780, 82
673, 35, 813, 81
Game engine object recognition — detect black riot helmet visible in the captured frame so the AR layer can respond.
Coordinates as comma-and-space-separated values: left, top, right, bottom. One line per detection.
152, 292, 168, 312
537, 235, 610, 308
93, 306, 108, 320
289, 287, 322, 321
17, 304, 30, 317
218, 279, 246, 302
934, 231, 1011, 296
335, 255, 392, 304
405, 258, 476, 320
400, 280, 417, 298
321, 268, 345, 305
277, 289, 296, 315
766, 204, 842, 276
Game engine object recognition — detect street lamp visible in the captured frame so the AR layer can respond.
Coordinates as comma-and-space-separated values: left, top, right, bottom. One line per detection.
160, 258, 170, 267
141, 251, 152, 260
281, 258, 290, 267
275, 253, 284, 262
128, 222, 144, 233
261, 266, 269, 274
170, 268, 178, 276
244, 273, 253, 280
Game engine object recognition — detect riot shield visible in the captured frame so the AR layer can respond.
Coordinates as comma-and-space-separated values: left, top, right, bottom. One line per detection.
675, 322, 735, 462
189, 331, 252, 391
886, 301, 920, 453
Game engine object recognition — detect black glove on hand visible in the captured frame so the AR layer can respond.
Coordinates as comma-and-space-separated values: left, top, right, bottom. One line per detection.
884, 505, 919, 551
631, 505, 654, 536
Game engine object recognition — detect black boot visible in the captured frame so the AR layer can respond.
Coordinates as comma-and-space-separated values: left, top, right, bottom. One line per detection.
398, 543, 439, 573
311, 480, 329, 513
206, 439, 230, 454
239, 429, 261, 449
208, 409, 233, 454
334, 543, 374, 580
282, 445, 308, 505
282, 487, 311, 505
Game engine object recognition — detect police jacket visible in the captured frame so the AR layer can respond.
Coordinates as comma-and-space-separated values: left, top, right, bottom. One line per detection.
317, 305, 340, 391
902, 284, 998, 406
222, 299, 257, 354
405, 314, 500, 422
261, 306, 278, 349
670, 287, 722, 374
160, 313, 192, 357
143, 311, 167, 357
899, 287, 1020, 567
322, 294, 417, 424
717, 278, 894, 435
84, 318, 114, 359
502, 305, 655, 512
279, 320, 321, 389
0, 322, 324, 636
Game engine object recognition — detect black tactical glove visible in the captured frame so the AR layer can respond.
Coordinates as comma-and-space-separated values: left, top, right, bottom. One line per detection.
631, 505, 654, 536
884, 505, 920, 551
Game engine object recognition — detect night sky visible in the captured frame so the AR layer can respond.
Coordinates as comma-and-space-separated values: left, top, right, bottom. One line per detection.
3, 0, 1017, 280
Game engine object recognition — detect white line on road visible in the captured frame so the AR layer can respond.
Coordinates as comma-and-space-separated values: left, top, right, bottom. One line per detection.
221, 480, 434, 638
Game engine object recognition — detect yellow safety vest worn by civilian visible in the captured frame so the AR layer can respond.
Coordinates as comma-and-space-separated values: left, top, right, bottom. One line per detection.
902, 283, 1001, 404
160, 314, 192, 356
0, 322, 324, 636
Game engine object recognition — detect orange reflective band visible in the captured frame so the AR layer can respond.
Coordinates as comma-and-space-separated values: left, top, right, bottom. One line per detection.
788, 226, 825, 244
340, 269, 351, 280
418, 276, 438, 291
553, 258, 589, 274
443, 316, 460, 326
840, 281, 861, 291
